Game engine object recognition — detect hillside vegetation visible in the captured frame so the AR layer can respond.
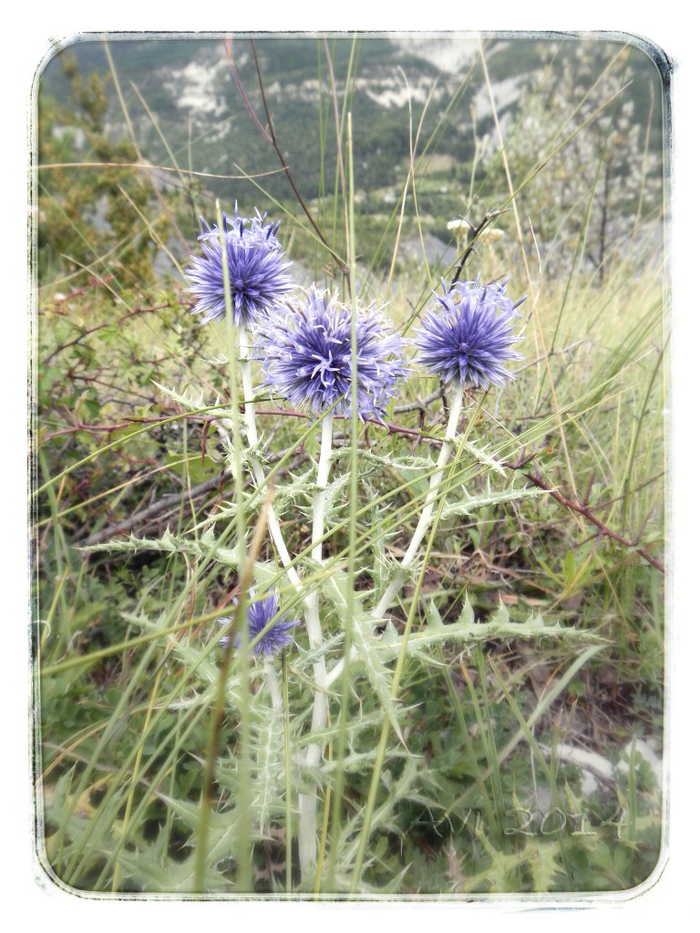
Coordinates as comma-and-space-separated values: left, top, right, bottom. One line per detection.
34, 33, 666, 897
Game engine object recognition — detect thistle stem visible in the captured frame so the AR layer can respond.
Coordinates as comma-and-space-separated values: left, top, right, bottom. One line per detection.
263, 658, 282, 711
298, 411, 334, 879
239, 326, 302, 594
374, 385, 463, 618
239, 329, 333, 879
325, 386, 463, 688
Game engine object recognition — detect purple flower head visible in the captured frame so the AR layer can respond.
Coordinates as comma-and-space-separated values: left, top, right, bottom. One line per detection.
198, 205, 283, 251
414, 277, 526, 389
252, 288, 406, 419
186, 206, 292, 326
219, 591, 299, 657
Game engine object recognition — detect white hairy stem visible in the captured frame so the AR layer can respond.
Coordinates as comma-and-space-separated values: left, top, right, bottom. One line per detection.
237, 331, 332, 875
374, 386, 463, 617
298, 412, 334, 879
263, 659, 283, 712
326, 649, 354, 688
326, 387, 464, 688
239, 327, 302, 593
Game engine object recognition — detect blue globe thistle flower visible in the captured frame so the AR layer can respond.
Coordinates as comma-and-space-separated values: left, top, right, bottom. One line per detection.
252, 289, 406, 418
198, 207, 283, 251
414, 277, 526, 389
186, 206, 292, 326
219, 591, 299, 657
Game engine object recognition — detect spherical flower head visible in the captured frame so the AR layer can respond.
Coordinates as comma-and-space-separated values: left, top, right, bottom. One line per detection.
252, 288, 406, 419
186, 206, 292, 326
218, 591, 299, 657
414, 277, 526, 389
198, 206, 283, 251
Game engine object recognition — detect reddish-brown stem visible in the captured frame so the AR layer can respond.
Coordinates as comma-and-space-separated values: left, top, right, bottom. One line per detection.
247, 38, 349, 282
451, 209, 510, 285
42, 304, 171, 365
518, 467, 664, 574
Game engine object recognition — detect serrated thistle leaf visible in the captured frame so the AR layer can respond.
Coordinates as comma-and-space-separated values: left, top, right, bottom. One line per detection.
461, 439, 508, 477
441, 482, 544, 518
374, 596, 597, 661
291, 707, 386, 752
294, 632, 344, 669
339, 758, 421, 882
321, 470, 352, 516
250, 702, 286, 832
153, 380, 226, 415
527, 839, 565, 891
80, 529, 256, 571
341, 447, 436, 472
321, 573, 405, 744
120, 611, 221, 686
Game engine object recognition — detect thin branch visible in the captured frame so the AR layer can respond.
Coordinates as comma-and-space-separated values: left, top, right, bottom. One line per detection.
222, 36, 272, 143
509, 463, 664, 574
38, 160, 286, 181
42, 304, 169, 365
78, 473, 228, 547
451, 209, 510, 285
394, 389, 443, 413
247, 38, 349, 280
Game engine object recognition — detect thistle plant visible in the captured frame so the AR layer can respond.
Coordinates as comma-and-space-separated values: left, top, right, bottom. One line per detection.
414, 277, 525, 389
37, 37, 666, 899
218, 591, 300, 656
328, 277, 527, 686
76, 206, 595, 895
219, 590, 300, 713
184, 226, 556, 885
186, 207, 292, 325
253, 287, 406, 418
396, 277, 525, 595
188, 207, 305, 600
253, 286, 406, 874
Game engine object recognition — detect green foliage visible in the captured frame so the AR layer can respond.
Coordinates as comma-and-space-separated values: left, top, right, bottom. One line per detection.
35, 34, 665, 898
39, 53, 178, 286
